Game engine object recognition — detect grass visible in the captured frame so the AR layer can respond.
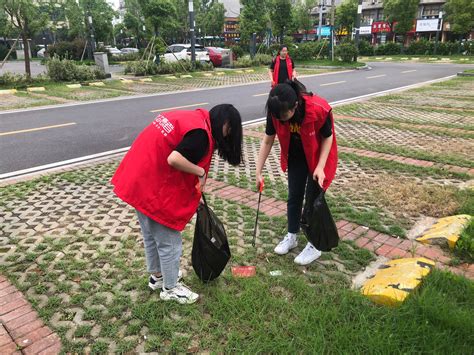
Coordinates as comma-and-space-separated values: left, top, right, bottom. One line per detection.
360, 54, 474, 64
295, 59, 366, 68
339, 139, 474, 170
455, 219, 474, 263
337, 116, 474, 140
341, 151, 471, 180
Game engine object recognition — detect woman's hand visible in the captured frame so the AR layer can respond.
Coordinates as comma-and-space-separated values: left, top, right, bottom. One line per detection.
313, 166, 325, 188
198, 172, 207, 193
256, 173, 264, 191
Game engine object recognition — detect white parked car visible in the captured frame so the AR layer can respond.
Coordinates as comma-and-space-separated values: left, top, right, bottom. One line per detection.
106, 47, 122, 55
37, 46, 46, 58
162, 44, 210, 63
121, 47, 139, 54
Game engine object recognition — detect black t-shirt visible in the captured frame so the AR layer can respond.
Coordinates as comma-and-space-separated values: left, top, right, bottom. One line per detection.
265, 113, 333, 159
174, 129, 209, 165
270, 57, 295, 83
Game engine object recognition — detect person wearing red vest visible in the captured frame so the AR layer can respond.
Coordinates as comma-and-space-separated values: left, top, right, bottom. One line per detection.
268, 45, 297, 88
111, 104, 243, 304
256, 80, 338, 265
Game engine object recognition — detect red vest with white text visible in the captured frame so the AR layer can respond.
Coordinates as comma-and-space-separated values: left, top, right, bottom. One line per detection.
111, 109, 214, 231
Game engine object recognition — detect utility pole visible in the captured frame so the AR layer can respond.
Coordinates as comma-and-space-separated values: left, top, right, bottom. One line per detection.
330, 0, 335, 61
318, 0, 324, 41
434, 11, 443, 55
354, 0, 363, 46
188, 0, 196, 65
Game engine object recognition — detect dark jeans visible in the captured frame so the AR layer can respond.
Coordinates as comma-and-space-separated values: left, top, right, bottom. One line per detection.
287, 157, 318, 234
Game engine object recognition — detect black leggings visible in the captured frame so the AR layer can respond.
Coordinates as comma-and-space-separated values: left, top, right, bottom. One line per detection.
287, 158, 318, 234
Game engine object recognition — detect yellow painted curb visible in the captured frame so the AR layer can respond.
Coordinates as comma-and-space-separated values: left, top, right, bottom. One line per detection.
0, 89, 17, 95
412, 57, 420, 60
66, 84, 82, 89
216, 72, 225, 76
235, 70, 244, 74
181, 75, 193, 78
140, 78, 153, 82
26, 87, 46, 92
89, 82, 105, 87
361, 257, 435, 307
417, 215, 471, 249
203, 73, 213, 77
400, 57, 409, 60
244, 69, 255, 73
165, 76, 177, 79
121, 79, 134, 84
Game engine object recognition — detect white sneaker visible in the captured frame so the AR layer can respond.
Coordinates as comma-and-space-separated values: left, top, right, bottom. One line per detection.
274, 234, 298, 255
160, 282, 199, 304
294, 242, 322, 265
148, 270, 183, 291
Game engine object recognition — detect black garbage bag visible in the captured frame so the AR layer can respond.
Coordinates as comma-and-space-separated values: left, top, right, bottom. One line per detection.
300, 181, 339, 252
192, 194, 231, 282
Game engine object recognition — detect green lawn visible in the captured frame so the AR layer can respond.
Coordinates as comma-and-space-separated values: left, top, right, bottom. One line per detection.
295, 59, 366, 68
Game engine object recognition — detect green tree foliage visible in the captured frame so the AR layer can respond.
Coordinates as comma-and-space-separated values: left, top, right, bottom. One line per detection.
444, 0, 474, 37
335, 0, 358, 34
240, 0, 269, 43
0, 0, 48, 78
384, 0, 418, 36
269, 0, 292, 42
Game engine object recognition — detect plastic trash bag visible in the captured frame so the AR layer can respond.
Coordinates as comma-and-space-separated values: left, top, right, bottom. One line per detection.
192, 195, 231, 282
301, 181, 339, 252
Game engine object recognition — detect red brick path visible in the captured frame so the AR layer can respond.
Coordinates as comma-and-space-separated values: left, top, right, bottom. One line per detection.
0, 275, 60, 355
206, 178, 474, 280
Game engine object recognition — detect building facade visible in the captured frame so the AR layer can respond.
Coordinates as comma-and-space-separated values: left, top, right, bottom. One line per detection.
358, 0, 472, 45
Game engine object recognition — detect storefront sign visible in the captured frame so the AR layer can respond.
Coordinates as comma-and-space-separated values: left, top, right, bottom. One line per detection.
359, 26, 372, 35
371, 22, 391, 33
416, 19, 440, 32
316, 26, 332, 37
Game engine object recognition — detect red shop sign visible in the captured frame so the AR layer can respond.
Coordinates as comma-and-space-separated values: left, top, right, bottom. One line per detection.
372, 21, 391, 33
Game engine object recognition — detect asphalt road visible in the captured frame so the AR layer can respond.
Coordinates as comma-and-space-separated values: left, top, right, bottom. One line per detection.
1, 61, 472, 175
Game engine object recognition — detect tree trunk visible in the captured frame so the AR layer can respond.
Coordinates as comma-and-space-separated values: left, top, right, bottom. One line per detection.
21, 31, 31, 80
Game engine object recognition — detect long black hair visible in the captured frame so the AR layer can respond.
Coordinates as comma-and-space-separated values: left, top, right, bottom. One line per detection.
266, 79, 311, 123
209, 104, 243, 166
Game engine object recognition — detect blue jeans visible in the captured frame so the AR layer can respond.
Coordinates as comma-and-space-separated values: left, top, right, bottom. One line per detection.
136, 210, 182, 289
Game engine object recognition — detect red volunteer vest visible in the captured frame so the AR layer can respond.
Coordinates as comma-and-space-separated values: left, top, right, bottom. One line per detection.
272, 95, 338, 190
273, 55, 293, 85
111, 109, 214, 231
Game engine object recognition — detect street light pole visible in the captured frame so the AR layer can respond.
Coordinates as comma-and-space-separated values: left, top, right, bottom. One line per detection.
188, 0, 196, 65
330, 0, 335, 61
87, 12, 96, 54
318, 0, 324, 41
434, 11, 443, 55
354, 0, 363, 47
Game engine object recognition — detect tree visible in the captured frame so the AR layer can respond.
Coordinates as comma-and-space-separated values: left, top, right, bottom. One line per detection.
444, 0, 474, 37
138, 0, 177, 40
384, 0, 418, 38
124, 0, 146, 48
195, 0, 225, 38
240, 0, 269, 43
80, 0, 116, 44
292, 0, 316, 40
269, 0, 292, 43
64, 0, 86, 40
0, 0, 48, 79
335, 0, 358, 35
